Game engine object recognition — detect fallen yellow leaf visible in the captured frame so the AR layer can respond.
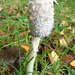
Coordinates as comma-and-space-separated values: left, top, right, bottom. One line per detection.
48, 51, 59, 64
70, 60, 75, 67
0, 7, 3, 11
67, 27, 72, 30
64, 7, 69, 10
65, 15, 69, 19
19, 27, 25, 29
60, 30, 64, 35
71, 15, 75, 23
20, 45, 29, 51
61, 20, 68, 26
59, 38, 67, 46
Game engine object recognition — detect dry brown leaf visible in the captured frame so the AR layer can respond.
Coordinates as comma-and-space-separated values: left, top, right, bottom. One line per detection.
8, 9, 14, 14
19, 32, 26, 36
19, 30, 30, 36
59, 38, 67, 46
0, 22, 4, 25
20, 45, 29, 51
70, 60, 75, 68
61, 20, 68, 26
10, 25, 14, 30
0, 32, 7, 36
0, 47, 26, 65
60, 54, 73, 63
48, 51, 59, 64
1, 66, 12, 73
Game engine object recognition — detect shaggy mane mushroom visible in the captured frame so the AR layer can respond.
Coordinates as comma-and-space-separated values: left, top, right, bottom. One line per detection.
27, 0, 58, 75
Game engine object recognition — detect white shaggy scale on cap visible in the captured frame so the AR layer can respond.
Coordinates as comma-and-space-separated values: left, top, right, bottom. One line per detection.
29, 0, 58, 38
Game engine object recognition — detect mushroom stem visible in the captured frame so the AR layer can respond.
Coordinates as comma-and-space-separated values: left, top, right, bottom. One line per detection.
27, 37, 40, 75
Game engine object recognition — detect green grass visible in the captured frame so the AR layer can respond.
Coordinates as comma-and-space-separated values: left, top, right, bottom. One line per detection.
0, 0, 75, 75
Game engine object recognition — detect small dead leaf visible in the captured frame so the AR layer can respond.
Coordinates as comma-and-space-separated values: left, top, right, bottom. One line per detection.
6, 66, 12, 72
70, 60, 75, 67
19, 30, 30, 36
19, 27, 25, 29
60, 30, 64, 35
17, 11, 22, 18
73, 27, 75, 29
65, 15, 70, 19
59, 38, 67, 46
60, 54, 73, 63
70, 15, 75, 23
10, 25, 14, 30
48, 51, 59, 64
0, 22, 4, 25
25, 4, 28, 9
8, 9, 14, 14
1, 66, 13, 73
11, 5, 18, 10
68, 50, 75, 60
20, 45, 29, 51
0, 47, 26, 67
0, 17, 5, 19
4, 6, 10, 10
0, 32, 7, 36
0, 6, 3, 11
61, 20, 68, 26
19, 32, 26, 36
64, 7, 69, 10
67, 27, 72, 30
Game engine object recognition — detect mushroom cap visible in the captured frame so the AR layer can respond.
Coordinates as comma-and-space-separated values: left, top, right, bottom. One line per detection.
29, 0, 57, 38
